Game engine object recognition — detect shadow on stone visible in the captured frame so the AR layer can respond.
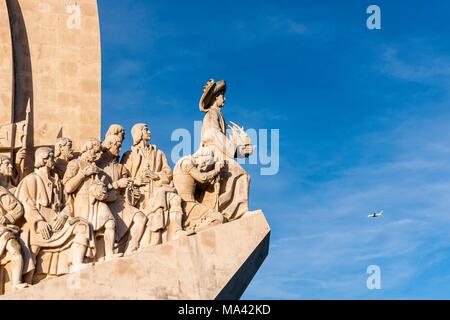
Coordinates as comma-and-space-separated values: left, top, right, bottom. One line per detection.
216, 232, 270, 300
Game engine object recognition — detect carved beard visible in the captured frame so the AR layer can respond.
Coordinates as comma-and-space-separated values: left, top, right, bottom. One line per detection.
87, 151, 101, 162
84, 153, 96, 163
0, 164, 12, 176
111, 148, 120, 158
0, 168, 11, 178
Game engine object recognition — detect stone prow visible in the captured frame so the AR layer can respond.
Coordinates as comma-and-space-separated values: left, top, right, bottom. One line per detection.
1, 212, 270, 300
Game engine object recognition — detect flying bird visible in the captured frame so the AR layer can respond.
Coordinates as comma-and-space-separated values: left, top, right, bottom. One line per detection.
368, 210, 383, 218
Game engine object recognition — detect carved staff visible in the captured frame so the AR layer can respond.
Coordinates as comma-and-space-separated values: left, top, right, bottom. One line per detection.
19, 99, 31, 174
12, 99, 31, 178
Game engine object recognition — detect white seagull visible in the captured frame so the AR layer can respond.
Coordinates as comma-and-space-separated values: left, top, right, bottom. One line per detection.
368, 210, 384, 218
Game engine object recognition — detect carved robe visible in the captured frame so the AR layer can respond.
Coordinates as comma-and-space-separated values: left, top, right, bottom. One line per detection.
0, 186, 23, 262
121, 145, 182, 235
63, 159, 115, 232
121, 144, 172, 210
173, 157, 224, 231
97, 156, 142, 241
15, 172, 92, 276
200, 106, 250, 221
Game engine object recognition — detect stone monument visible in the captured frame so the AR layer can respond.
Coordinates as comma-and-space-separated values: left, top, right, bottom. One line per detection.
0, 0, 270, 299
0, 0, 101, 168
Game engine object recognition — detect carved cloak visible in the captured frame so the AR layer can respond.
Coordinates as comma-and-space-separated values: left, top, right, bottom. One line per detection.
200, 107, 250, 221
0, 186, 23, 261
15, 172, 92, 276
97, 158, 142, 241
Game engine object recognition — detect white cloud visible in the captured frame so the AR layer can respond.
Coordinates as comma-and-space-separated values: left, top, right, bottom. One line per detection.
379, 44, 450, 84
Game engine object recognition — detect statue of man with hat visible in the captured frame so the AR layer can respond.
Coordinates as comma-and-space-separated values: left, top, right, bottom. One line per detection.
198, 79, 257, 221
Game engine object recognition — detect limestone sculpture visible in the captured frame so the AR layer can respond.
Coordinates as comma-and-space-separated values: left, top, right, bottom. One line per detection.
54, 138, 75, 180
0, 156, 27, 291
121, 124, 184, 246
63, 139, 122, 262
97, 133, 147, 255
0, 80, 263, 295
0, 157, 17, 191
0, 0, 268, 298
199, 79, 256, 221
15, 148, 92, 283
173, 147, 225, 233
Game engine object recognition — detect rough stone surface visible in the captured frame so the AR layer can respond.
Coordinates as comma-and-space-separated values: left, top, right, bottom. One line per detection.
0, 2, 269, 300
1, 211, 270, 300
0, 1, 13, 127
5, 0, 101, 151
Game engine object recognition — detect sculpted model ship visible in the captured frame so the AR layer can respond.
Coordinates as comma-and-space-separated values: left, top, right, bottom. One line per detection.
0, 79, 261, 294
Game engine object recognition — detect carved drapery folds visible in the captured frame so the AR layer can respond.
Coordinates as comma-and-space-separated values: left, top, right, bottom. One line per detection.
0, 79, 259, 295
0, 0, 260, 297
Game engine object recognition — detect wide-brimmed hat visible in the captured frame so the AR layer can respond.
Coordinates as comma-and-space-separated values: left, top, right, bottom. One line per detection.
199, 79, 227, 112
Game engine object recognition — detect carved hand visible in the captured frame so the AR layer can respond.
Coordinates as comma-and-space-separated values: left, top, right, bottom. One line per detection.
116, 177, 131, 189
243, 144, 254, 156
37, 221, 52, 240
16, 147, 27, 162
53, 214, 68, 232
134, 177, 147, 186
145, 171, 160, 181
83, 164, 98, 177
237, 144, 254, 157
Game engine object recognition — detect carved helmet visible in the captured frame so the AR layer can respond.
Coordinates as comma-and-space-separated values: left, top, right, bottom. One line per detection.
199, 79, 227, 112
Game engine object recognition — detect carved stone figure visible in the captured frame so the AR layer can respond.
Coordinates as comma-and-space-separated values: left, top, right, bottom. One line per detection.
54, 137, 75, 180
173, 147, 225, 233
199, 79, 255, 221
63, 139, 122, 261
121, 124, 184, 246
0, 150, 26, 190
0, 156, 28, 291
97, 135, 147, 255
0, 157, 16, 191
0, 0, 268, 298
0, 98, 31, 180
15, 148, 92, 283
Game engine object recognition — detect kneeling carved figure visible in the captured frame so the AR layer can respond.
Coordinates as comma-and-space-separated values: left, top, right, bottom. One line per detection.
173, 147, 225, 233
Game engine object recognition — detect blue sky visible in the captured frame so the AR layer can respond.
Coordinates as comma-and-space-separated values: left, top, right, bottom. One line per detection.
97, 0, 450, 299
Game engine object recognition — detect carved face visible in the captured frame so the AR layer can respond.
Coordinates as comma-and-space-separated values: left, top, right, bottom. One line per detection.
215, 94, 226, 108
85, 144, 102, 163
61, 141, 74, 160
110, 141, 122, 157
142, 126, 151, 142
0, 159, 13, 177
89, 180, 108, 202
45, 152, 56, 170
93, 144, 103, 161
